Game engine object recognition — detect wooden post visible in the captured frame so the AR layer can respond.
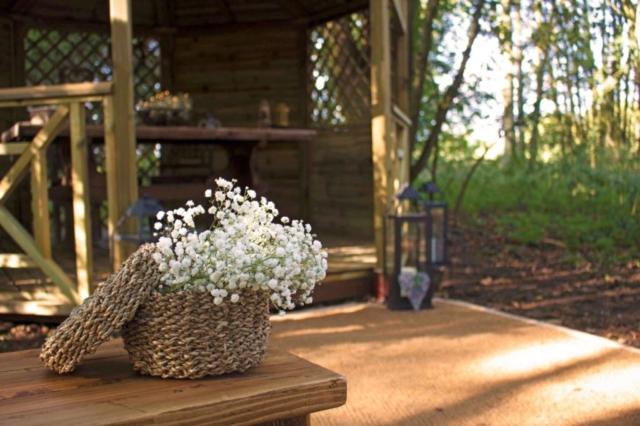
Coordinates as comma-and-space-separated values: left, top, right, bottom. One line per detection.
109, 0, 139, 270
69, 102, 94, 300
370, 0, 393, 274
30, 140, 51, 259
396, 0, 411, 187
396, 0, 410, 114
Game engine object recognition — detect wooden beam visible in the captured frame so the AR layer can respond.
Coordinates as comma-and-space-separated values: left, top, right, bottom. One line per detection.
30, 138, 51, 259
156, 0, 176, 91
391, 0, 408, 35
0, 95, 106, 108
103, 95, 118, 270
0, 254, 36, 268
392, 105, 412, 128
109, 0, 139, 269
276, 0, 308, 18
370, 0, 393, 273
0, 206, 80, 305
0, 82, 113, 104
0, 105, 69, 205
302, 0, 369, 26
69, 102, 94, 299
395, 0, 410, 113
0, 142, 28, 156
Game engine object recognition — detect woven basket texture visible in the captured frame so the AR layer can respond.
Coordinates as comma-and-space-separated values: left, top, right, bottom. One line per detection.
121, 289, 271, 379
40, 244, 160, 373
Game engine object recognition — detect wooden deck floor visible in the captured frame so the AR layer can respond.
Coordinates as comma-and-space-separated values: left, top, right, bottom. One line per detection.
0, 235, 375, 320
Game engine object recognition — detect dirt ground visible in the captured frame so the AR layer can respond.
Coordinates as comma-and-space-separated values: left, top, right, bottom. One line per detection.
440, 223, 640, 349
1, 221, 639, 352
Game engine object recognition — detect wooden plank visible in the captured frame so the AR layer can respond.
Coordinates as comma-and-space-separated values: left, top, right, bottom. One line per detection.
370, 0, 393, 273
0, 105, 69, 205
0, 340, 347, 426
0, 300, 74, 317
30, 137, 51, 259
69, 102, 93, 299
394, 0, 410, 114
0, 142, 28, 155
102, 94, 119, 270
391, 0, 408, 35
4, 123, 318, 143
0, 206, 80, 305
392, 104, 412, 128
0, 95, 106, 108
0, 82, 113, 103
109, 0, 138, 268
0, 253, 36, 268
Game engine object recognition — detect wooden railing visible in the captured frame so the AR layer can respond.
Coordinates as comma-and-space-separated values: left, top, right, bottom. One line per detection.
0, 82, 115, 308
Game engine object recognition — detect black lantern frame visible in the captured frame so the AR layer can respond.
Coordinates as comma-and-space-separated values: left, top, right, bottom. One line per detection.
383, 183, 448, 310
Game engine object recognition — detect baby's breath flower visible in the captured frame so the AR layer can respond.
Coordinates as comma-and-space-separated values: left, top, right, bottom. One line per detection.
153, 179, 327, 311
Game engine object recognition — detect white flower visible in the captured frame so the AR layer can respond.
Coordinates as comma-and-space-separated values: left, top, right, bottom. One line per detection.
152, 178, 328, 312
156, 211, 165, 220
205, 189, 212, 197
154, 222, 162, 230
186, 200, 194, 207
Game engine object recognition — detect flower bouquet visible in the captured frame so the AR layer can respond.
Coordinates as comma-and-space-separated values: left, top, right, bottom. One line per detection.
40, 178, 327, 379
121, 178, 328, 378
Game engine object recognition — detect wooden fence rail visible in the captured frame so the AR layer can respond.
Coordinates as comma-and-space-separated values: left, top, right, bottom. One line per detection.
0, 82, 115, 312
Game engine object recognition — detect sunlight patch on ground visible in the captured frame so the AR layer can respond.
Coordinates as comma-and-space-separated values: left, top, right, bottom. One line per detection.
273, 325, 365, 339
479, 339, 608, 376
270, 302, 369, 322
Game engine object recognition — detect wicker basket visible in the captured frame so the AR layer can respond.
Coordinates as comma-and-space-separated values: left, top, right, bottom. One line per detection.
121, 289, 271, 379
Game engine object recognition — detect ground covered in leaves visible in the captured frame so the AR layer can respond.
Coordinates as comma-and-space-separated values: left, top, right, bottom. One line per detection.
1, 220, 639, 352
440, 221, 640, 349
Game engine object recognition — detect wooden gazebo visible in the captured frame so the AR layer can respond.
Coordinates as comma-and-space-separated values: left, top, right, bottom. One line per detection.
0, 0, 411, 317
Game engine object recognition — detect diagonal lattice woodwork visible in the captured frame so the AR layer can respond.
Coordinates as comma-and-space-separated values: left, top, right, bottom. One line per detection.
308, 10, 371, 126
24, 29, 161, 123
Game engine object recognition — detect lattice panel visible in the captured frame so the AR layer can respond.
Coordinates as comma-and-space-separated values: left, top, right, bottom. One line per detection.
24, 28, 161, 122
25, 29, 162, 241
308, 10, 371, 126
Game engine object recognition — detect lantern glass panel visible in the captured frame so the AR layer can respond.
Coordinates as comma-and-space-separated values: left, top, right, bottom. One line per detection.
399, 218, 427, 274
428, 205, 446, 264
384, 215, 396, 276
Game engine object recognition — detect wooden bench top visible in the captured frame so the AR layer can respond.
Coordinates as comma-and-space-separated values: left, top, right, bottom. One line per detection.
0, 339, 347, 426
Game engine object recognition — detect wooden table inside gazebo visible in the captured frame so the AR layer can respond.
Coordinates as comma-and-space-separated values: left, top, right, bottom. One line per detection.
0, 339, 347, 425
1, 123, 317, 200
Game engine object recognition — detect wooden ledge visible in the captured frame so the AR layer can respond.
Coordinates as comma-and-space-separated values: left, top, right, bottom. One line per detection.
0, 339, 347, 425
0, 82, 114, 104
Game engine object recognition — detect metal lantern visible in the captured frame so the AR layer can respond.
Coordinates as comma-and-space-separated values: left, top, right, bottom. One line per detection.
384, 183, 448, 311
419, 182, 448, 266
113, 195, 165, 246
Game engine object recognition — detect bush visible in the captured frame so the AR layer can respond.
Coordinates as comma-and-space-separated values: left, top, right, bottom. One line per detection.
432, 158, 640, 264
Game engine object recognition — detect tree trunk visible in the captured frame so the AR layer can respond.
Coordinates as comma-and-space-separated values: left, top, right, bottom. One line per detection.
410, 0, 486, 182
500, 0, 516, 161
513, 0, 526, 155
409, 0, 441, 156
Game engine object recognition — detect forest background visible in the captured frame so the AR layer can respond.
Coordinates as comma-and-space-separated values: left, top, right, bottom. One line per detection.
410, 0, 640, 346
410, 0, 640, 266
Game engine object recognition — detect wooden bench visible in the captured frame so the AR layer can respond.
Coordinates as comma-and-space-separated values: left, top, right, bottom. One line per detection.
0, 339, 347, 425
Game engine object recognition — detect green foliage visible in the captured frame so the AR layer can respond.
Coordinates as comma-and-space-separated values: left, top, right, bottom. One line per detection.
435, 158, 640, 264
